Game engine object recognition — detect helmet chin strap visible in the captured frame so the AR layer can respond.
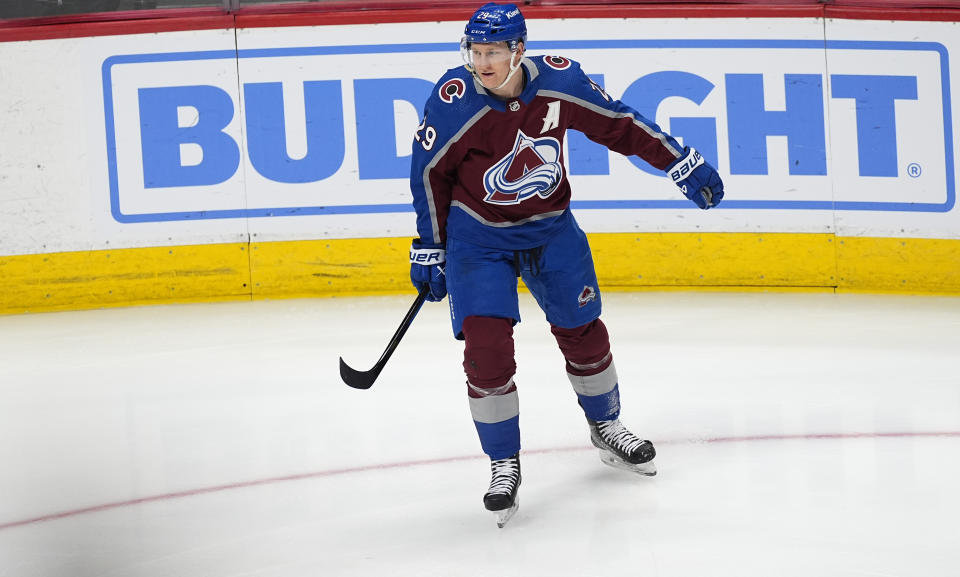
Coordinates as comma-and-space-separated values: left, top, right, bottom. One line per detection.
492, 53, 523, 91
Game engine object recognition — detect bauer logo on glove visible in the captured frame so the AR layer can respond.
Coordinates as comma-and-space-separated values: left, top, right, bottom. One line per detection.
668, 147, 705, 182
410, 247, 445, 264
667, 147, 725, 210
409, 240, 447, 302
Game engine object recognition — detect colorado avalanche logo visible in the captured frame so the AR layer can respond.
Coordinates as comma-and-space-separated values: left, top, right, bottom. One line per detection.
483, 130, 564, 205
439, 78, 466, 103
578, 285, 596, 307
543, 56, 571, 70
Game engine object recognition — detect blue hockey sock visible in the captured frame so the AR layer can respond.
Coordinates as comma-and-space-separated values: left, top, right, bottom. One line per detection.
474, 416, 521, 460
578, 383, 621, 422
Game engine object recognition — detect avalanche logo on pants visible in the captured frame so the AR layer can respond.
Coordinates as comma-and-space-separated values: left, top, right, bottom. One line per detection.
578, 285, 597, 307
483, 130, 564, 205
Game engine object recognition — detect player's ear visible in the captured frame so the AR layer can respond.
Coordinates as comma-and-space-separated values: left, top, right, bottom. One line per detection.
511, 41, 525, 65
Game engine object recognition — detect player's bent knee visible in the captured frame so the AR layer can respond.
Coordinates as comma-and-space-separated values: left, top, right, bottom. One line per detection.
462, 316, 517, 394
550, 319, 612, 374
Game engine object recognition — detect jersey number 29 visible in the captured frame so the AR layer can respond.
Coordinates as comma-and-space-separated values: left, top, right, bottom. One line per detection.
415, 115, 437, 151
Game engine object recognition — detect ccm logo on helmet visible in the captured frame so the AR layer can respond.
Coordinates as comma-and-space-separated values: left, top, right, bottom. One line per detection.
439, 78, 466, 103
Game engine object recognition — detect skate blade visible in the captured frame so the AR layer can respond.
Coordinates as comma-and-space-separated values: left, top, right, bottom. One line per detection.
493, 500, 519, 528
599, 450, 657, 476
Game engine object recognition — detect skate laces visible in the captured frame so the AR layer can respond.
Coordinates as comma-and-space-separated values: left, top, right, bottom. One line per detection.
598, 419, 646, 455
488, 457, 520, 495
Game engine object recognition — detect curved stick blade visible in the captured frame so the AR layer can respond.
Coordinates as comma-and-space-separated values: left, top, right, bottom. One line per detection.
339, 357, 380, 390
337, 287, 429, 390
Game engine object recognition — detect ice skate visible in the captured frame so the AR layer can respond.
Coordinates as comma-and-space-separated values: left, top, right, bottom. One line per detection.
483, 453, 521, 528
588, 418, 657, 476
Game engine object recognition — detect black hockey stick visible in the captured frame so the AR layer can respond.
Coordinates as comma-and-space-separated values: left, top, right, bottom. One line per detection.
339, 286, 430, 390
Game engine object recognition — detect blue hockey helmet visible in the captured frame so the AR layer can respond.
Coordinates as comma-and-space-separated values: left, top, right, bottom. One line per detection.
463, 3, 527, 52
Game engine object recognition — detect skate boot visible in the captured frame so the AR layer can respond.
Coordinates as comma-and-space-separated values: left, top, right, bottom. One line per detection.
587, 418, 657, 476
483, 453, 521, 528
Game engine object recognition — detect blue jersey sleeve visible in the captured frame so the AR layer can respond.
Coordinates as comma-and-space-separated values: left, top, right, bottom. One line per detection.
409, 69, 487, 245
410, 96, 451, 246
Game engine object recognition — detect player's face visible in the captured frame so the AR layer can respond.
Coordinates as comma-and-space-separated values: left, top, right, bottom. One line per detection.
469, 42, 516, 89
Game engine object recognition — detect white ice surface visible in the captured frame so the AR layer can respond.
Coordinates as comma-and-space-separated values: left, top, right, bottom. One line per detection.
1, 292, 959, 577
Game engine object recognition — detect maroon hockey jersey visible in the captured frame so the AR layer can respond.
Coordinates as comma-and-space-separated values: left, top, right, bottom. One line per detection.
410, 55, 686, 250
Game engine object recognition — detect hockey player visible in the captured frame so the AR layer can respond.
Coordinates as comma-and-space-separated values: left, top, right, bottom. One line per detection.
409, 2, 724, 528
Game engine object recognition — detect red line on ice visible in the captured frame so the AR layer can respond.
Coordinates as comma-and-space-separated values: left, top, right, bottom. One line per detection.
2, 430, 957, 531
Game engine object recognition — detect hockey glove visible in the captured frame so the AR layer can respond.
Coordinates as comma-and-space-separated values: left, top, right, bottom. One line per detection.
409, 240, 447, 302
667, 147, 724, 210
